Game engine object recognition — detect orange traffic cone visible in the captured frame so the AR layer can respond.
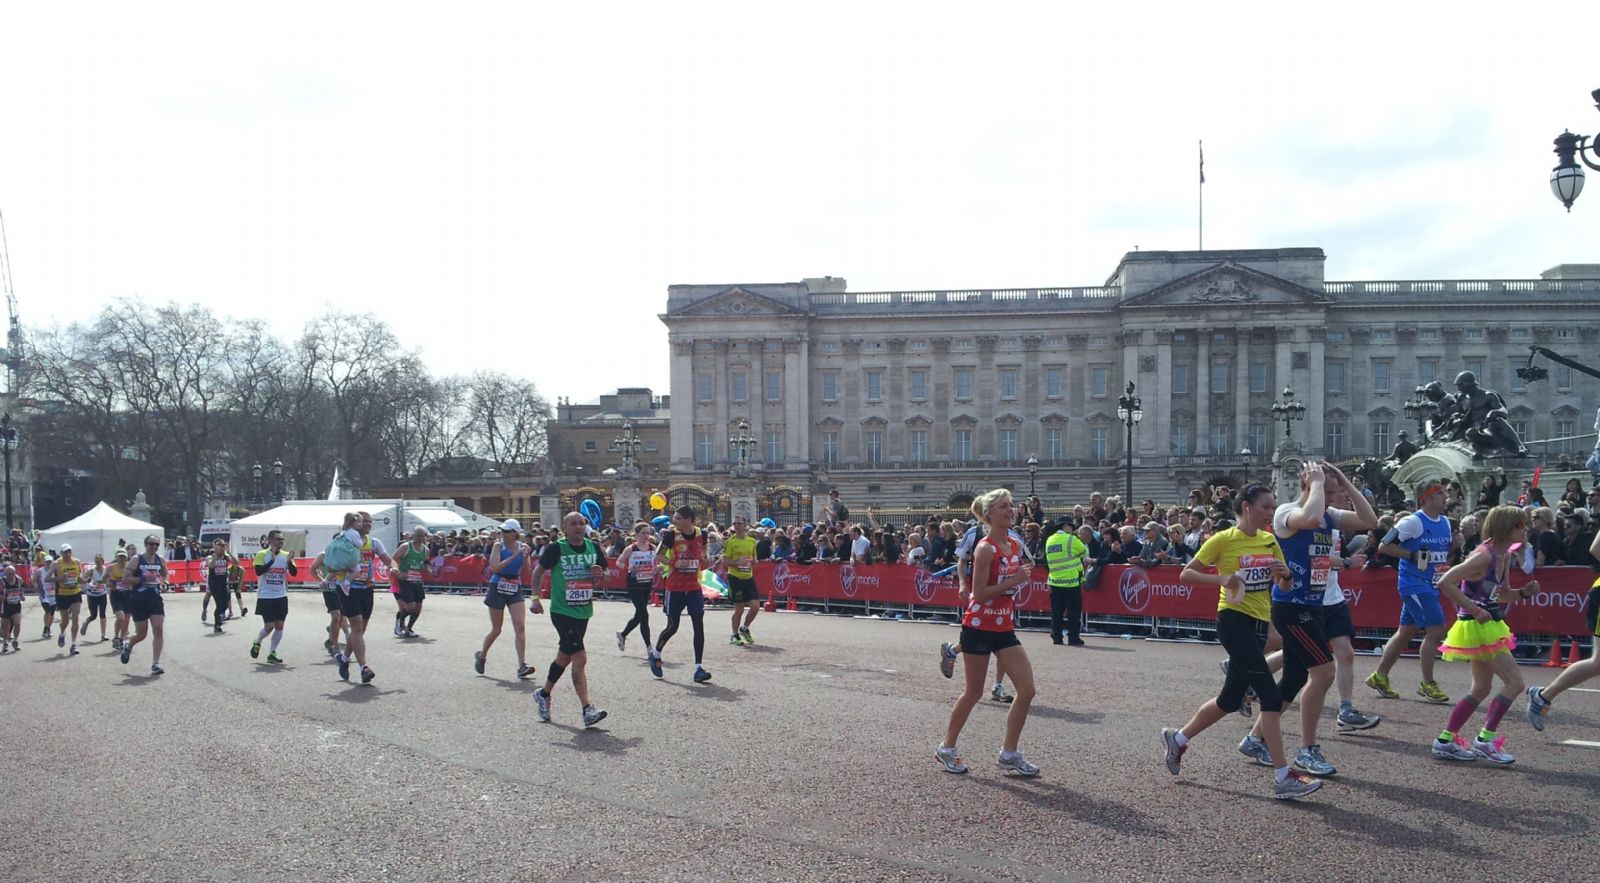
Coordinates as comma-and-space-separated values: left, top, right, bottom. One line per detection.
1567, 638, 1585, 667
650, 590, 661, 608
1545, 640, 1565, 667
785, 594, 798, 612
762, 594, 777, 613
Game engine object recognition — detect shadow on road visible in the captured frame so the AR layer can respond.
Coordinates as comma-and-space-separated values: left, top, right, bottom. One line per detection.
322, 686, 409, 703
734, 644, 785, 655
37, 652, 83, 664
549, 725, 646, 756
1027, 704, 1105, 725
659, 680, 748, 702
493, 678, 540, 694
114, 673, 162, 686
970, 775, 1168, 838
250, 664, 296, 674
1338, 773, 1588, 835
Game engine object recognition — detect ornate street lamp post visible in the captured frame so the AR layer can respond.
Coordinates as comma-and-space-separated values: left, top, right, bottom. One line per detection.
250, 462, 263, 508
1550, 88, 1600, 210
1270, 386, 1307, 440
1402, 387, 1434, 439
1026, 454, 1039, 499
1115, 382, 1142, 503
609, 422, 644, 473
728, 419, 756, 476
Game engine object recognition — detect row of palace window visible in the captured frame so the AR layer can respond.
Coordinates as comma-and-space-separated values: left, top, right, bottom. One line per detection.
693, 359, 1573, 408
689, 417, 1577, 467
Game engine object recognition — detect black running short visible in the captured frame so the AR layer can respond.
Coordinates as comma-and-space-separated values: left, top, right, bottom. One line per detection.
551, 612, 590, 656
397, 579, 426, 605
726, 575, 759, 604
322, 589, 341, 613
2, 601, 19, 617
340, 587, 375, 620
40, 601, 55, 614
256, 597, 289, 623
128, 591, 165, 622
1321, 601, 1355, 641
959, 626, 1022, 656
109, 591, 128, 613
1273, 602, 1334, 671
56, 594, 82, 609
484, 586, 526, 609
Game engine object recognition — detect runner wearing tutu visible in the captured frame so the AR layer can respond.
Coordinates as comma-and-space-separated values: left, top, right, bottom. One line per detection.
1430, 505, 1537, 764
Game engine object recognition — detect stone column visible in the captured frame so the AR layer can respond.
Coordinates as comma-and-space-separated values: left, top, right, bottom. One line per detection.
1307, 330, 1326, 457
784, 338, 805, 472
1155, 331, 1173, 464
612, 475, 641, 531
670, 340, 695, 469
712, 340, 729, 468
1195, 329, 1211, 454
749, 338, 765, 467
1234, 331, 1250, 456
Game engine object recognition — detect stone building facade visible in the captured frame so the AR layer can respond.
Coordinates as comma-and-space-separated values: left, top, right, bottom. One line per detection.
660, 248, 1600, 512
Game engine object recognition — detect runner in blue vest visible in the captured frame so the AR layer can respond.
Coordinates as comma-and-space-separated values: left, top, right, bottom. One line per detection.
1366, 480, 1453, 704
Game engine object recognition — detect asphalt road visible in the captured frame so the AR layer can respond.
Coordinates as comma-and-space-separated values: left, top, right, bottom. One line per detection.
3, 591, 1596, 882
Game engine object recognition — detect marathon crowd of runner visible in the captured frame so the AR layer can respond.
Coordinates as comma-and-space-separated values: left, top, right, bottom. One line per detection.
3, 466, 1599, 802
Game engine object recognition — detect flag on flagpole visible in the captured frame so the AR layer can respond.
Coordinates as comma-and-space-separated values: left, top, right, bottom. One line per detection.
1199, 140, 1205, 184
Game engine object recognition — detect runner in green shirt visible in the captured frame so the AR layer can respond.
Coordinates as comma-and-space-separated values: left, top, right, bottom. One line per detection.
531, 512, 609, 728
720, 517, 761, 646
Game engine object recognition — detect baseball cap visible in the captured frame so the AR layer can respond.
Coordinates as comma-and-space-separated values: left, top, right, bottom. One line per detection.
1143, 521, 1162, 531
59, 543, 72, 552
500, 518, 522, 533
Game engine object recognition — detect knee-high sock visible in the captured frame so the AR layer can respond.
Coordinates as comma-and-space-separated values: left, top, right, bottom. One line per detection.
1483, 694, 1512, 733
1444, 695, 1482, 736
270, 629, 284, 651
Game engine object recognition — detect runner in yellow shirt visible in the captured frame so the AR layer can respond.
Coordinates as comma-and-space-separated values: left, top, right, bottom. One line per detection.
51, 545, 86, 656
720, 517, 761, 646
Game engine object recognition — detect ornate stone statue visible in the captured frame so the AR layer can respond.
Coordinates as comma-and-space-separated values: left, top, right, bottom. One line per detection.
1419, 381, 1465, 442
1390, 430, 1420, 465
1452, 371, 1528, 458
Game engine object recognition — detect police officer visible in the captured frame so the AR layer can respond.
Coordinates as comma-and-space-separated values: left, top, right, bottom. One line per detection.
1044, 517, 1091, 646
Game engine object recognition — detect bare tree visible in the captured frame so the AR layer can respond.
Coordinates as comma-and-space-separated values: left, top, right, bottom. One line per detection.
459, 371, 551, 473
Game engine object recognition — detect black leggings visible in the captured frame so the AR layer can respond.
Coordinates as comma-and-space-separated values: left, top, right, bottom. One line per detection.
83, 594, 107, 623
209, 584, 232, 617
1216, 609, 1283, 714
657, 600, 705, 665
621, 588, 652, 645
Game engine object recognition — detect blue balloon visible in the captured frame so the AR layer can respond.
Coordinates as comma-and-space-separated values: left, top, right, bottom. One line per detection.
651, 515, 671, 529
580, 499, 602, 528
759, 518, 777, 530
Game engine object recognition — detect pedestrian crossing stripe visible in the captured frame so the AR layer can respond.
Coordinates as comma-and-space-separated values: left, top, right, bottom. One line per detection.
1560, 740, 1600, 749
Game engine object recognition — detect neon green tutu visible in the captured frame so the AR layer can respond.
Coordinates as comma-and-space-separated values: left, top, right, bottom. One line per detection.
1440, 617, 1516, 662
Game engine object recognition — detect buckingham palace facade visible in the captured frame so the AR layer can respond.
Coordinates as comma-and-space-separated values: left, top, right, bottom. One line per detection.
660, 247, 1600, 509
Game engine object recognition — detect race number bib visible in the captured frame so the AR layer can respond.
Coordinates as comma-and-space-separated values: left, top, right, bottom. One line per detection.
1238, 554, 1278, 592
1420, 550, 1448, 585
1309, 554, 1331, 589
674, 557, 700, 573
564, 580, 594, 604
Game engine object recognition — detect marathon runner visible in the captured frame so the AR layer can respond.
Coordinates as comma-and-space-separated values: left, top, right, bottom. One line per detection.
650, 506, 712, 683
79, 554, 110, 643
615, 523, 656, 655
1366, 479, 1454, 705
1, 564, 23, 652
108, 547, 133, 650
475, 520, 534, 679
202, 539, 239, 633
333, 511, 393, 685
1528, 527, 1600, 731
120, 535, 168, 675
51, 545, 84, 656
229, 555, 247, 617
311, 541, 348, 658
391, 527, 430, 638
939, 518, 1029, 703
531, 512, 608, 728
250, 530, 297, 664
36, 550, 55, 640
721, 516, 760, 646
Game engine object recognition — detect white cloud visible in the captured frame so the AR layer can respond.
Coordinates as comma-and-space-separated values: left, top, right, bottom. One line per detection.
2, 2, 1594, 402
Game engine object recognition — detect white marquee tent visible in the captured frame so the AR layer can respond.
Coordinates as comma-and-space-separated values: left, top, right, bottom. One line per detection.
228, 499, 500, 557
38, 502, 166, 562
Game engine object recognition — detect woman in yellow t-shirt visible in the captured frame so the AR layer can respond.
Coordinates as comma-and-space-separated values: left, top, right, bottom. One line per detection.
1160, 484, 1324, 800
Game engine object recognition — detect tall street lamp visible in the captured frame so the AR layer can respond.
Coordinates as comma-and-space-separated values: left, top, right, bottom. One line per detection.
0, 413, 16, 530
1550, 89, 1600, 211
251, 462, 263, 507
1270, 386, 1307, 440
1402, 387, 1434, 439
1115, 382, 1142, 503
729, 419, 757, 476
1026, 454, 1039, 499
272, 459, 285, 504
610, 422, 643, 473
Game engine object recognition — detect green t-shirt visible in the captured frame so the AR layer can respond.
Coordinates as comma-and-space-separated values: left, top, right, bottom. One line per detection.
397, 541, 429, 580
542, 537, 605, 620
722, 535, 758, 579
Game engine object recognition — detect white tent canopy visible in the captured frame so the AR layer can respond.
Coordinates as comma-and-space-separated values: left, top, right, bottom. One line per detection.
227, 499, 500, 557
38, 502, 165, 563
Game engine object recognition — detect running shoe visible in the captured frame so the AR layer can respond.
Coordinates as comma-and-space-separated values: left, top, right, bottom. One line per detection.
323, 639, 335, 656
1160, 728, 1187, 775
1417, 680, 1451, 704
1239, 687, 1255, 719
1472, 736, 1515, 764
1293, 744, 1337, 776
80, 622, 89, 636
616, 630, 626, 652
1237, 734, 1273, 767
1, 644, 6, 655
69, 643, 79, 656
516, 663, 534, 680
649, 651, 663, 680
1364, 671, 1399, 699
1431, 736, 1477, 761
393, 621, 402, 637
1218, 658, 1229, 677
42, 627, 50, 638
360, 666, 375, 684
1336, 708, 1381, 732
939, 642, 958, 679
240, 607, 248, 616
935, 745, 969, 774
112, 636, 121, 650
57, 632, 65, 648
1273, 771, 1323, 800
729, 634, 743, 646
998, 750, 1040, 777
336, 651, 350, 681
120, 642, 132, 665
582, 705, 607, 728
266, 652, 282, 664
250, 641, 261, 659
991, 683, 1014, 704
150, 662, 164, 676
1526, 687, 1550, 732
693, 667, 713, 684
402, 628, 418, 638
473, 651, 485, 676
535, 688, 552, 722
10, 639, 17, 651
739, 627, 755, 645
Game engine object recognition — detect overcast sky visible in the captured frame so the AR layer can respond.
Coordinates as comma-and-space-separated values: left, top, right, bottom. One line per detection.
1, 3, 1594, 403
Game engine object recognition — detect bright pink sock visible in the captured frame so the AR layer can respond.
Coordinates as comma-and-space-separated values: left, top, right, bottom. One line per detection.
1444, 695, 1481, 735
1483, 694, 1512, 732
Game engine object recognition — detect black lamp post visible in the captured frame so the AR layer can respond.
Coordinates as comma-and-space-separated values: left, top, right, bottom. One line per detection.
1026, 454, 1039, 498
1115, 382, 1142, 503
0, 413, 16, 530
1402, 387, 1433, 439
250, 462, 263, 507
1270, 386, 1307, 440
1550, 89, 1600, 211
729, 419, 756, 475
610, 422, 643, 472
272, 459, 285, 504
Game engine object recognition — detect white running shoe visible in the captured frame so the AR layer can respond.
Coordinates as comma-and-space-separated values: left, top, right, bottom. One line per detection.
934, 745, 968, 774
998, 750, 1040, 777
1472, 737, 1515, 764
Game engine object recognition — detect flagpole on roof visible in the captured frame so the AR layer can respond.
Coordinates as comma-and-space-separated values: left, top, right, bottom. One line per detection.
1198, 139, 1205, 251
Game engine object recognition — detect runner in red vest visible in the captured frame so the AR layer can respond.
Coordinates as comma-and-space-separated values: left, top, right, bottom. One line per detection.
649, 506, 712, 683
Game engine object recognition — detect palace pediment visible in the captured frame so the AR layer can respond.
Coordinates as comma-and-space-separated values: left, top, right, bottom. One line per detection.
666, 287, 808, 319
1120, 262, 1331, 309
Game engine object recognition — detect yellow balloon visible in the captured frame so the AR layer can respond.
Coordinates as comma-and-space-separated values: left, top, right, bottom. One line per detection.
649, 493, 667, 510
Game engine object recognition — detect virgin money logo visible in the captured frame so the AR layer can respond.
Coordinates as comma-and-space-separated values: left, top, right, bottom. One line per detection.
839, 563, 857, 597
1120, 567, 1152, 613
914, 568, 949, 603
772, 562, 809, 595
1012, 576, 1042, 608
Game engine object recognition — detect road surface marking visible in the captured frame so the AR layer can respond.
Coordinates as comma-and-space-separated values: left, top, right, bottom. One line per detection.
1560, 739, 1600, 749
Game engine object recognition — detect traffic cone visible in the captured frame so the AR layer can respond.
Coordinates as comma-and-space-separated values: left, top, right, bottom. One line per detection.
763, 594, 777, 613
1545, 639, 1565, 668
785, 594, 798, 612
650, 590, 661, 608
1567, 638, 1585, 667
